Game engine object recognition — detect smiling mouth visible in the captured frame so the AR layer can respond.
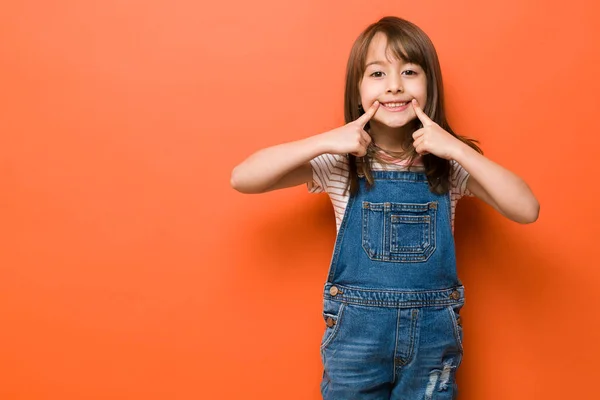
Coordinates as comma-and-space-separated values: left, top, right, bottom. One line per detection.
380, 101, 411, 111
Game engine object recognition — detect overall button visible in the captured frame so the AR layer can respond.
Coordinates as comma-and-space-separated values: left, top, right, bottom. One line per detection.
329, 286, 339, 296
450, 290, 461, 300
326, 317, 336, 328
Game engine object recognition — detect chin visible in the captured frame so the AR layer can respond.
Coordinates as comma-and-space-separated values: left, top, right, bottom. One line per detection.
375, 117, 413, 129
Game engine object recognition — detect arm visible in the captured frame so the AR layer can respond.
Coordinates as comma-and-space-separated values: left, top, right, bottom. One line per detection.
230, 101, 380, 194
454, 145, 539, 224
230, 135, 325, 194
411, 99, 539, 224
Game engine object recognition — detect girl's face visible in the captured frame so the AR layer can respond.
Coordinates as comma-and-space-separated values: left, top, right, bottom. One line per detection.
359, 32, 427, 130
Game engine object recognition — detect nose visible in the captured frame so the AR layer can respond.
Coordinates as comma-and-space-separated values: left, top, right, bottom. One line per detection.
386, 74, 403, 94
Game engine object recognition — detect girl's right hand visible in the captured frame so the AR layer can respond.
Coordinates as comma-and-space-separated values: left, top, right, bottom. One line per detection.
321, 101, 380, 157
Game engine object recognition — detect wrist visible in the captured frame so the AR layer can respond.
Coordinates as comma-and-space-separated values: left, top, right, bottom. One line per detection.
451, 141, 473, 163
312, 130, 336, 155
304, 131, 332, 157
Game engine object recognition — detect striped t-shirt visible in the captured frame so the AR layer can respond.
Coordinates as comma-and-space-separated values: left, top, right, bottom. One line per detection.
307, 153, 472, 234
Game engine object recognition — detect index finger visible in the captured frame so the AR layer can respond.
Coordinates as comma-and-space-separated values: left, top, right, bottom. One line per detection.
411, 99, 433, 126
356, 101, 380, 127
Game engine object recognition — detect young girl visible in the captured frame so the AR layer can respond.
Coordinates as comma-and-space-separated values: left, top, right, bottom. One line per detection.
231, 16, 539, 400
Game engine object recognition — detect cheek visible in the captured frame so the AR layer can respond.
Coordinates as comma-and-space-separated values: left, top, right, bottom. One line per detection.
359, 84, 380, 105
415, 79, 428, 104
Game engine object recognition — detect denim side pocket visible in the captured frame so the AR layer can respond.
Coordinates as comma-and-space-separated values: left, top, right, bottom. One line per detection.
446, 304, 464, 353
320, 299, 346, 351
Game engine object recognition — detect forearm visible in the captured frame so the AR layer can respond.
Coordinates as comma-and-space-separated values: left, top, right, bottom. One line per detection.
230, 134, 327, 194
453, 143, 540, 223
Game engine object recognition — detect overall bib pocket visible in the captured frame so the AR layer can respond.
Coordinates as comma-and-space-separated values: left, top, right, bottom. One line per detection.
362, 201, 437, 262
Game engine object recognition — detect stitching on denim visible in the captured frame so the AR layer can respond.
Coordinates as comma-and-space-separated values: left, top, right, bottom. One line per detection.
406, 308, 419, 363
382, 202, 387, 260
390, 215, 430, 253
327, 284, 463, 294
392, 308, 402, 383
328, 194, 355, 281
327, 297, 460, 308
320, 303, 346, 351
446, 305, 464, 352
361, 201, 438, 263
361, 204, 372, 258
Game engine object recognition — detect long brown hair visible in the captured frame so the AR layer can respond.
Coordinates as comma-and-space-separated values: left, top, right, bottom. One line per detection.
344, 16, 482, 195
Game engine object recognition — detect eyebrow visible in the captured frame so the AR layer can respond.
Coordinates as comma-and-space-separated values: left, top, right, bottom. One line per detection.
365, 60, 387, 68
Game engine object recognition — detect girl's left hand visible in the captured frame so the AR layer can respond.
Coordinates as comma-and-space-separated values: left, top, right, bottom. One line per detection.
411, 99, 463, 160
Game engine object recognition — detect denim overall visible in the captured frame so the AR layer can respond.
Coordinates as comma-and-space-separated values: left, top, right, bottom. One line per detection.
320, 171, 465, 400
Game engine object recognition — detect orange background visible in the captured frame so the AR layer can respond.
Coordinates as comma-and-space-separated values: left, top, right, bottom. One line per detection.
1, 1, 599, 399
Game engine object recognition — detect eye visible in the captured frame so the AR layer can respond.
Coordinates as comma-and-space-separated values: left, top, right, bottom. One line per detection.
369, 71, 384, 78
402, 70, 417, 76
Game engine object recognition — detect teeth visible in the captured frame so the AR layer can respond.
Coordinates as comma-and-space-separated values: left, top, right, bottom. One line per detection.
384, 102, 407, 107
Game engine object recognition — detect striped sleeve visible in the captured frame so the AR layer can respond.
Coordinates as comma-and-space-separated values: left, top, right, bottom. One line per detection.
307, 153, 349, 195
450, 160, 473, 199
